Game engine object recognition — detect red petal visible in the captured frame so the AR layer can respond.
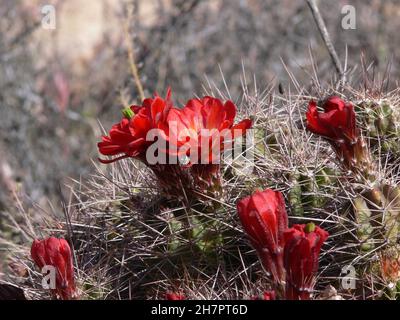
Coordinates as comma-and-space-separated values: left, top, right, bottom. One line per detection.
224, 100, 237, 122
306, 101, 332, 137
323, 96, 345, 112
231, 119, 252, 132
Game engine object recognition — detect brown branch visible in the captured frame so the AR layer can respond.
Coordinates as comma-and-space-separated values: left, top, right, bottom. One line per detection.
306, 0, 345, 82
123, 2, 145, 103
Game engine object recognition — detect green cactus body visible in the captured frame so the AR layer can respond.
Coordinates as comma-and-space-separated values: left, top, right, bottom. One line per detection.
353, 196, 375, 252
287, 167, 338, 217
358, 100, 400, 156
265, 130, 280, 154
356, 185, 400, 250
167, 205, 224, 260
254, 127, 267, 157
191, 215, 223, 256
168, 217, 184, 252
288, 171, 304, 217
382, 185, 400, 244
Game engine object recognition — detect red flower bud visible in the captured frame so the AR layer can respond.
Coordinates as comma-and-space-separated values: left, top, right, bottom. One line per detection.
306, 96, 373, 177
31, 237, 76, 300
165, 292, 185, 300
306, 96, 356, 141
283, 223, 329, 300
237, 189, 288, 283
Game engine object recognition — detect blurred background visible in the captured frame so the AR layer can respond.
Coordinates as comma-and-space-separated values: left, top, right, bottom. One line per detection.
0, 0, 399, 221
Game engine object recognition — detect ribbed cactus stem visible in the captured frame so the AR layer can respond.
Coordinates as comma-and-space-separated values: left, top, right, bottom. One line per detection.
358, 100, 400, 157
362, 185, 400, 245
288, 171, 304, 217
288, 167, 338, 217
382, 185, 400, 244
254, 127, 267, 156
353, 196, 374, 252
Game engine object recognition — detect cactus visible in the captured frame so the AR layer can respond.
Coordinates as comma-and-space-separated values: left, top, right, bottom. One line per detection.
167, 207, 224, 261
3, 66, 400, 300
353, 196, 375, 252
357, 99, 400, 155
288, 166, 338, 217
351, 185, 400, 253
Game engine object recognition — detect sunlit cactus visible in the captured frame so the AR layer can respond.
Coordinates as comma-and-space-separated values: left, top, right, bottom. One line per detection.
357, 99, 400, 154
2, 64, 400, 301
288, 166, 339, 217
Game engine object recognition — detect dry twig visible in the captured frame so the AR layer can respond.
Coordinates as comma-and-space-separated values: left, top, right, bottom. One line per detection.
306, 0, 345, 83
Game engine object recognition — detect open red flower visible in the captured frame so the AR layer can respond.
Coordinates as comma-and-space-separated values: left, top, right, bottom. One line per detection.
98, 90, 252, 200
98, 90, 172, 163
97, 118, 142, 162
166, 96, 252, 164
31, 237, 76, 300
98, 93, 252, 166
237, 189, 288, 283
306, 96, 356, 141
283, 223, 329, 300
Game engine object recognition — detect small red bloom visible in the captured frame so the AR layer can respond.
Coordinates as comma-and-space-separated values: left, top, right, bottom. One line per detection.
306, 96, 356, 141
165, 292, 185, 300
31, 237, 76, 300
97, 118, 143, 162
237, 189, 288, 283
306, 96, 373, 177
262, 291, 276, 300
379, 249, 400, 283
98, 90, 172, 163
283, 223, 329, 300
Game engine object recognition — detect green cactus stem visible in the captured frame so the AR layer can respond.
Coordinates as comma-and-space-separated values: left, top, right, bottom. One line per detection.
354, 185, 400, 252
287, 166, 338, 217
353, 196, 375, 252
288, 171, 304, 217
357, 99, 400, 157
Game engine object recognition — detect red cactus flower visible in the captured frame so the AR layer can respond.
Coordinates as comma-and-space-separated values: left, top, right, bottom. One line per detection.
98, 92, 251, 166
237, 189, 288, 284
31, 237, 76, 300
262, 291, 276, 300
306, 96, 356, 141
283, 223, 329, 300
380, 250, 400, 283
165, 292, 185, 300
306, 96, 373, 177
98, 90, 172, 164
98, 90, 252, 200
97, 118, 143, 163
167, 96, 252, 164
